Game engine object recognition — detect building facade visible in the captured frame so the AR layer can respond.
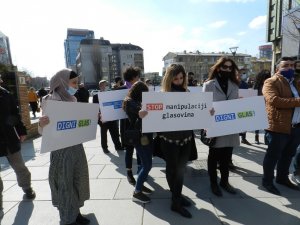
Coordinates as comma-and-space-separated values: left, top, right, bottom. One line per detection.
267, 0, 300, 70
0, 31, 12, 65
111, 43, 144, 79
64, 28, 94, 71
162, 51, 251, 83
259, 45, 273, 59
76, 40, 144, 89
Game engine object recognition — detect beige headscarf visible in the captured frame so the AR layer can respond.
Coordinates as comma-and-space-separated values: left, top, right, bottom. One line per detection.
48, 69, 77, 102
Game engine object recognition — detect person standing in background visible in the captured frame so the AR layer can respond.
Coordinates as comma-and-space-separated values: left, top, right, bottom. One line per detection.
28, 87, 39, 118
93, 80, 123, 153
253, 70, 271, 144
75, 83, 90, 103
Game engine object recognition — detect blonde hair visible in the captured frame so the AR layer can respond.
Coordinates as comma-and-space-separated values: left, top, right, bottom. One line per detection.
161, 64, 187, 92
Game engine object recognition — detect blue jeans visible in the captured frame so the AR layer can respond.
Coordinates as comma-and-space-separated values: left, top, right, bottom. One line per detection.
263, 128, 300, 184
134, 134, 153, 192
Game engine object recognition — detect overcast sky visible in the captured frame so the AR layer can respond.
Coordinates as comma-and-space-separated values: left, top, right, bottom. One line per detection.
0, 0, 268, 78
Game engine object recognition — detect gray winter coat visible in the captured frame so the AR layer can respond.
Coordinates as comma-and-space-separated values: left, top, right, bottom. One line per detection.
203, 79, 240, 148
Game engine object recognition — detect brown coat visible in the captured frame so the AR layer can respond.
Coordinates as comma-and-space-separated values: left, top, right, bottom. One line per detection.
262, 73, 300, 134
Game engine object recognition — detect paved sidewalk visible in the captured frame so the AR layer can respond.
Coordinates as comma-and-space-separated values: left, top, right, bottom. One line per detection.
0, 130, 300, 225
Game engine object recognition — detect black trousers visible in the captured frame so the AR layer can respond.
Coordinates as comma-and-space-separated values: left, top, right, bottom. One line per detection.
161, 140, 191, 204
208, 147, 233, 185
100, 121, 122, 150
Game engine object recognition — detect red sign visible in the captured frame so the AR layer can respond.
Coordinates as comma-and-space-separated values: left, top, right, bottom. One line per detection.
146, 103, 163, 111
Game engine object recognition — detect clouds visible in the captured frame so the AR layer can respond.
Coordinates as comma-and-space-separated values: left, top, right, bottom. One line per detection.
249, 15, 267, 29
209, 21, 228, 28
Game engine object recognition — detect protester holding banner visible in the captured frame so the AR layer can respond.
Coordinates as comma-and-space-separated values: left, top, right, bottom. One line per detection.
262, 57, 300, 196
123, 81, 153, 203
158, 64, 194, 218
118, 66, 142, 185
253, 70, 271, 144
93, 80, 122, 153
203, 56, 240, 197
38, 69, 90, 225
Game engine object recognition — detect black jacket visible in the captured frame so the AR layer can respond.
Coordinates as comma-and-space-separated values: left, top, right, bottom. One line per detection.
75, 87, 90, 103
0, 87, 27, 156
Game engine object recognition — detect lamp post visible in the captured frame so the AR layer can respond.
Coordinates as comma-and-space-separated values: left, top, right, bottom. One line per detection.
229, 46, 239, 60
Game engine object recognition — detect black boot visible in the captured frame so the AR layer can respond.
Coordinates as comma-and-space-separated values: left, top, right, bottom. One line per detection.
76, 213, 90, 224
210, 183, 222, 196
171, 202, 192, 218
127, 170, 136, 185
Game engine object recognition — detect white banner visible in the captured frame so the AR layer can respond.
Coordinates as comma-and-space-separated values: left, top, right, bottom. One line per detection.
41, 100, 99, 153
206, 96, 268, 137
98, 89, 129, 121
239, 89, 258, 98
142, 92, 213, 133
188, 86, 203, 92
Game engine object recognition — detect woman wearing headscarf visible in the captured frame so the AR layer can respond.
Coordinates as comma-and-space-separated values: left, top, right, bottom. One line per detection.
38, 69, 90, 225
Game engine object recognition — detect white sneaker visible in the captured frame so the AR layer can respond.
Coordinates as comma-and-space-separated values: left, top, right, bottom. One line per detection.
291, 174, 300, 185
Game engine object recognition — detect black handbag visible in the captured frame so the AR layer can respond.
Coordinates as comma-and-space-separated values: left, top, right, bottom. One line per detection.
200, 129, 216, 147
124, 119, 141, 146
124, 129, 141, 146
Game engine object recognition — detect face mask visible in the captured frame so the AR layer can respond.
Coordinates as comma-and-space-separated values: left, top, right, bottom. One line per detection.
280, 69, 295, 80
104, 87, 109, 91
219, 71, 231, 78
241, 73, 247, 81
67, 86, 78, 95
295, 69, 300, 74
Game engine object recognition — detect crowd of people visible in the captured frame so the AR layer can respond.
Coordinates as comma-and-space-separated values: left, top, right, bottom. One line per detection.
1, 56, 300, 224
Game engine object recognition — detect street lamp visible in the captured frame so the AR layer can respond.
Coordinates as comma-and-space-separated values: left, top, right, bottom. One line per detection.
229, 46, 239, 59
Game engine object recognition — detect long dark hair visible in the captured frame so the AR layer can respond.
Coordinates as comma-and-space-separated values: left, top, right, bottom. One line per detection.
254, 70, 271, 90
122, 81, 148, 110
207, 56, 239, 85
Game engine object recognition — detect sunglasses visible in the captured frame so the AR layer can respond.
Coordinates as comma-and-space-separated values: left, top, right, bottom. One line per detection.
221, 65, 233, 70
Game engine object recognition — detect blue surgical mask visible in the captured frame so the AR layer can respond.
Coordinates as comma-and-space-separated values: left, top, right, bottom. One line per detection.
67, 86, 78, 95
280, 69, 295, 80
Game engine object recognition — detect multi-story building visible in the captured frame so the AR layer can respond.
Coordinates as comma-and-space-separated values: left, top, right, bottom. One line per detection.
250, 57, 272, 76
162, 51, 251, 82
259, 45, 272, 59
76, 40, 144, 89
111, 43, 144, 79
64, 28, 94, 71
0, 31, 12, 65
76, 38, 112, 89
267, 0, 300, 70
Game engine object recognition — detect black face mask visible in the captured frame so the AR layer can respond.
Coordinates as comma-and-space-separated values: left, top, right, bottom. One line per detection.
219, 71, 231, 78
171, 83, 186, 92
295, 69, 300, 74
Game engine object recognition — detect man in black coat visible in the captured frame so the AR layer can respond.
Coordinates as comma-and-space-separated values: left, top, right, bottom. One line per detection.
93, 80, 122, 153
75, 83, 90, 103
0, 76, 36, 216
